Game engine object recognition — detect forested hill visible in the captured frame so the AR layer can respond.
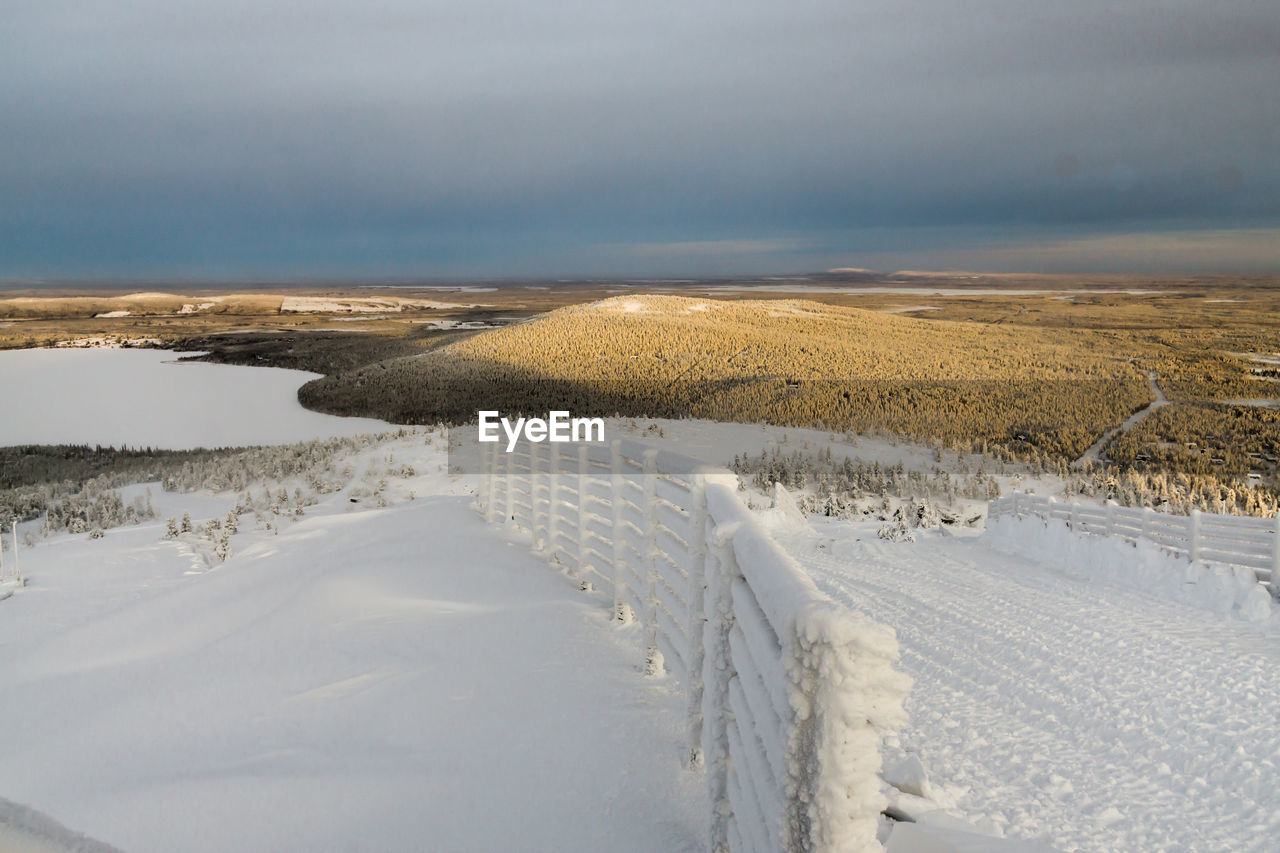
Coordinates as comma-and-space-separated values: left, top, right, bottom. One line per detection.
298, 295, 1150, 459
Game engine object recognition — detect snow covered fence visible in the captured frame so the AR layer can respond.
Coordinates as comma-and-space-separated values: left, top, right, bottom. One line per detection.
0, 520, 21, 590
989, 494, 1280, 597
479, 438, 911, 853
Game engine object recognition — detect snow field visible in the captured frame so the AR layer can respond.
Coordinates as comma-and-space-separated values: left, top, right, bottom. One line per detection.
0, 434, 706, 852
781, 519, 1280, 852
0, 348, 391, 448
6, 413, 1277, 852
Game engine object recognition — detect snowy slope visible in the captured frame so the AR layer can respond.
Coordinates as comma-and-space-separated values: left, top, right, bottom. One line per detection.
0, 438, 705, 852
780, 520, 1280, 852
6, 414, 1276, 851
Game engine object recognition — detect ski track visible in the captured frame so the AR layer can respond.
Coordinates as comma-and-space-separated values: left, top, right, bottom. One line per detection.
783, 527, 1280, 852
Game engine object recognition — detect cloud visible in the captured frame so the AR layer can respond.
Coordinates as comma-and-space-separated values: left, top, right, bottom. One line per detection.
621, 239, 811, 258
1, 1, 1277, 276
834, 228, 1280, 275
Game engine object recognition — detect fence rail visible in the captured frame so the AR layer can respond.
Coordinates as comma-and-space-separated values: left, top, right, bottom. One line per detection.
989, 494, 1280, 595
477, 438, 910, 853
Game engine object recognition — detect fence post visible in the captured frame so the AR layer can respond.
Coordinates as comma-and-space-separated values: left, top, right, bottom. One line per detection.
1011, 492, 1020, 517
703, 521, 739, 853
526, 442, 537, 534
610, 440, 631, 623
482, 440, 498, 523
1189, 508, 1202, 563
532, 441, 547, 550
503, 442, 516, 525
1070, 500, 1078, 530
577, 445, 590, 588
642, 449, 662, 676
547, 441, 561, 561
1271, 514, 1280, 599
1142, 506, 1153, 540
684, 473, 709, 769
1105, 500, 1115, 536
10, 520, 18, 586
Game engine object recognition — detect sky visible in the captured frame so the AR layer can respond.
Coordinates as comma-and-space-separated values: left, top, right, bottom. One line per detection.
2, 0, 1278, 279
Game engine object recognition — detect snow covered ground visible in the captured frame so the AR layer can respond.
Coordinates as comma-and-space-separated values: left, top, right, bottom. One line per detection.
0, 434, 704, 852
775, 517, 1280, 852
0, 348, 389, 448
5, 410, 1277, 851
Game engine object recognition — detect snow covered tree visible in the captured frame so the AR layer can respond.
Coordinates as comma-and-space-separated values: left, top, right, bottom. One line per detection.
214, 527, 231, 562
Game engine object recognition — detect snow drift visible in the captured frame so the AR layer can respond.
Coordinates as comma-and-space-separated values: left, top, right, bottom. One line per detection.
985, 514, 1275, 623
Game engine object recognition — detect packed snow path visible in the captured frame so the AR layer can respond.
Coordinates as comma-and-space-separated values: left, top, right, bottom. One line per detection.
780, 522, 1280, 852
0, 496, 705, 852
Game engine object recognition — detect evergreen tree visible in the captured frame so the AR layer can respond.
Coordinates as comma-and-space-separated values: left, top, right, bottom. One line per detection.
214, 527, 231, 562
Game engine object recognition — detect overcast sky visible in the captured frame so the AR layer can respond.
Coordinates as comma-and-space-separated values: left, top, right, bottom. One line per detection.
3, 0, 1277, 279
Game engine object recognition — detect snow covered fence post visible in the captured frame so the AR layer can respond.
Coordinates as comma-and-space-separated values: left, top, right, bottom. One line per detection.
547, 441, 561, 561
531, 441, 547, 550
702, 518, 739, 853
684, 471, 710, 770
787, 603, 911, 852
1190, 508, 1202, 563
483, 439, 499, 524
10, 520, 18, 585
642, 449, 662, 676
610, 440, 631, 623
504, 440, 516, 524
577, 445, 590, 586
1271, 514, 1280, 599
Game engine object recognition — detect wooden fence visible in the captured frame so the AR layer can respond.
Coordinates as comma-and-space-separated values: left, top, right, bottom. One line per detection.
989, 494, 1280, 596
478, 437, 911, 853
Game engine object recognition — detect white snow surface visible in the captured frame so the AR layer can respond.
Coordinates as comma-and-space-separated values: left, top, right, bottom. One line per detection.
986, 515, 1275, 623
0, 436, 705, 852
0, 348, 390, 448
6, 409, 1277, 851
778, 518, 1280, 852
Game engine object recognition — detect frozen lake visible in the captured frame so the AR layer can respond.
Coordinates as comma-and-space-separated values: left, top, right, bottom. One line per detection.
0, 348, 391, 449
